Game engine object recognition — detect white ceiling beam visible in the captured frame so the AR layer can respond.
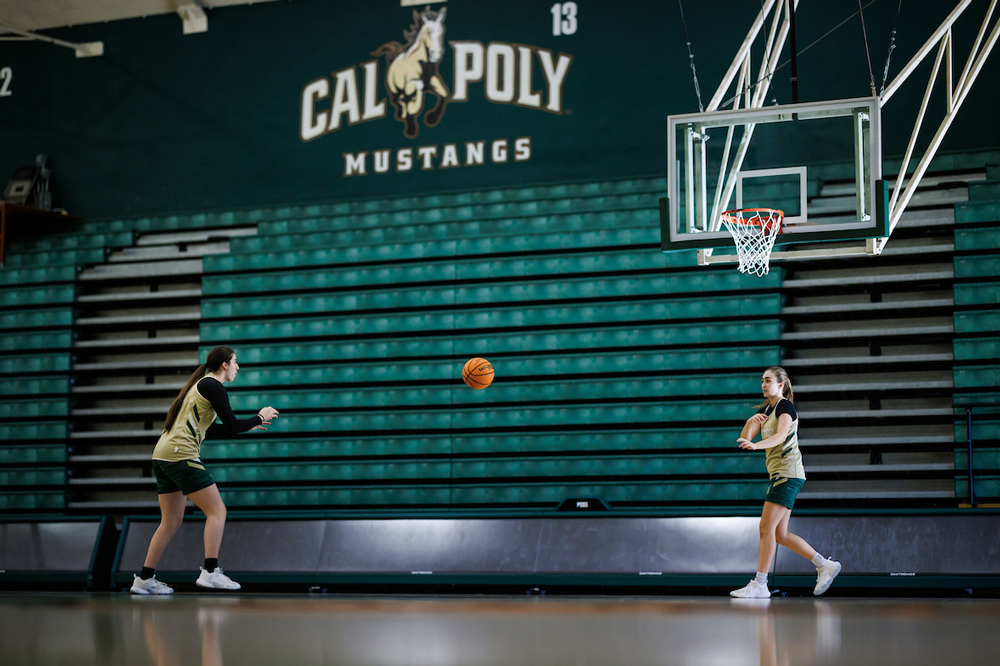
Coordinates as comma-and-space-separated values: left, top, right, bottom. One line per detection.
0, 22, 102, 57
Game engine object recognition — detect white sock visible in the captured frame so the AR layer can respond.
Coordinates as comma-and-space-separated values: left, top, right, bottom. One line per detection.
755, 571, 768, 586
811, 553, 827, 567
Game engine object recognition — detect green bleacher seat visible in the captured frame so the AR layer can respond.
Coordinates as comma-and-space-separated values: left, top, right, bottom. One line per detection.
231, 350, 779, 388
955, 448, 1000, 472
0, 308, 73, 330
969, 182, 1000, 201
955, 476, 1000, 500
0, 353, 71, 374
954, 227, 1000, 252
216, 401, 752, 435
0, 467, 65, 486
208, 221, 664, 273
955, 309, 1000, 333
0, 331, 73, 351
955, 201, 1000, 225
954, 338, 1000, 361
0, 265, 77, 286
0, 444, 66, 464
203, 295, 783, 342
0, 421, 68, 441
0, 377, 70, 396
201, 428, 742, 462
9, 231, 133, 253
257, 194, 661, 237
955, 283, 998, 306
0, 491, 64, 510
2, 248, 106, 269
229, 375, 759, 413
205, 246, 696, 295
0, 398, 69, 419
218, 323, 783, 365
955, 256, 1000, 279
0, 285, 76, 308
204, 274, 780, 319
954, 365, 999, 389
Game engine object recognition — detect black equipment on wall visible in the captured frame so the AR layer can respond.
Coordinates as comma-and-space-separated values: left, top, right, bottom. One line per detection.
3, 154, 52, 210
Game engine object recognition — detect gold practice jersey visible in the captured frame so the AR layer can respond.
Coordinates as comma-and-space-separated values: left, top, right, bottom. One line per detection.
756, 397, 805, 480
152, 377, 262, 462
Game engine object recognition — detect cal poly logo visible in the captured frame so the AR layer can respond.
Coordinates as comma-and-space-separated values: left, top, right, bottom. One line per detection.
372, 7, 450, 139
299, 5, 573, 175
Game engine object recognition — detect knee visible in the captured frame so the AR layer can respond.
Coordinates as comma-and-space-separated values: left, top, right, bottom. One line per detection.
758, 522, 775, 539
774, 530, 789, 546
206, 504, 227, 522
160, 516, 183, 534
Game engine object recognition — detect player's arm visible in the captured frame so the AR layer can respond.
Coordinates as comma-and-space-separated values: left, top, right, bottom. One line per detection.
740, 413, 765, 441
739, 414, 792, 451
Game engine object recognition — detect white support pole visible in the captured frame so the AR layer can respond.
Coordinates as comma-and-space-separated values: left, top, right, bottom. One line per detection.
884, 4, 1000, 238
881, 0, 972, 105
953, 0, 997, 97
707, 0, 779, 111
888, 36, 948, 223
0, 23, 102, 57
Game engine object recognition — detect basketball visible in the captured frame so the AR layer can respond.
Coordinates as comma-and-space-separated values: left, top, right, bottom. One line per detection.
462, 357, 495, 389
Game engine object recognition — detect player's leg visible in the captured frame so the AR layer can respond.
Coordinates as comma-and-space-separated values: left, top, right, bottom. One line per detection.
731, 501, 786, 598
773, 496, 842, 595
774, 510, 816, 560
757, 501, 788, 573
188, 483, 241, 590
130, 490, 185, 594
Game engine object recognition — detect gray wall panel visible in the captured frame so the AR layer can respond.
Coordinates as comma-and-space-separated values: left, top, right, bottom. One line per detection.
0, 523, 99, 571
117, 515, 1000, 576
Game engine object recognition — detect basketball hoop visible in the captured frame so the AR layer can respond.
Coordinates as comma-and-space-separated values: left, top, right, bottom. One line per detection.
720, 208, 784, 276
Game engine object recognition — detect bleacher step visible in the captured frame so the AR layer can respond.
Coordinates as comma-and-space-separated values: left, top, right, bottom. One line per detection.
795, 380, 953, 393
77, 289, 202, 304
782, 298, 953, 315
72, 406, 170, 417
70, 430, 159, 440
74, 335, 200, 348
136, 227, 258, 246
73, 383, 185, 394
68, 477, 155, 486
782, 353, 953, 367
79, 259, 204, 280
783, 270, 953, 289
782, 325, 953, 341
108, 242, 230, 262
75, 312, 201, 326
72, 359, 198, 372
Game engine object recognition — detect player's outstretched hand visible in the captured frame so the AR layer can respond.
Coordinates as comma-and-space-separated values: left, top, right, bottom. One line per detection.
252, 406, 280, 430
737, 437, 757, 450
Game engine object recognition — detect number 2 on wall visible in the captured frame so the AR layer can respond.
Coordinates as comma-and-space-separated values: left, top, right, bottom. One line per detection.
0, 67, 11, 97
551, 2, 578, 36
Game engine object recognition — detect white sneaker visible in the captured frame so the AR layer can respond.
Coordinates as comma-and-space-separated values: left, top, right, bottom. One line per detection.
130, 574, 174, 595
730, 579, 770, 598
814, 560, 842, 596
196, 567, 241, 591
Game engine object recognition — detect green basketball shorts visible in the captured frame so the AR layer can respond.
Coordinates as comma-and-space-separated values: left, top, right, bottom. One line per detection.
152, 459, 216, 496
764, 477, 805, 510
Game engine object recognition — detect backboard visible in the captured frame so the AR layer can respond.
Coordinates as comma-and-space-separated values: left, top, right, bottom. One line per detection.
660, 97, 887, 262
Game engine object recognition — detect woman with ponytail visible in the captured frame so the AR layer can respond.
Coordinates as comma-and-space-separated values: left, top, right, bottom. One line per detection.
729, 366, 841, 599
130, 346, 279, 595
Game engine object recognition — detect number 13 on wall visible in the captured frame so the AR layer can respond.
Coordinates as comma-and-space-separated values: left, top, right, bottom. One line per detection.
551, 2, 578, 36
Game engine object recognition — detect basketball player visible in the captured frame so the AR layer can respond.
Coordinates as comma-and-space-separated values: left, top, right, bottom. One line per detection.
130, 346, 279, 594
730, 366, 841, 598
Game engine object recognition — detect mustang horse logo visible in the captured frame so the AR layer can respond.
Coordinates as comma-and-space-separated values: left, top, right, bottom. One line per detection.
372, 7, 450, 138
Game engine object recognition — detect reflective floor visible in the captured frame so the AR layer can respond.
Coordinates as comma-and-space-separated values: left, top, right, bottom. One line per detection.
2, 593, 999, 665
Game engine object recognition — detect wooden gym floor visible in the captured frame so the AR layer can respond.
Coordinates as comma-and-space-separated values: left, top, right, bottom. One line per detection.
1, 593, 999, 665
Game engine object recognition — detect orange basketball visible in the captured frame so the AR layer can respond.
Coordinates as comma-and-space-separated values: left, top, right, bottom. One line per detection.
462, 357, 495, 389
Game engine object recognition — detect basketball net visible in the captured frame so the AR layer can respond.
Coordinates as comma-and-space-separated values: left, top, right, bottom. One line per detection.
720, 208, 784, 277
